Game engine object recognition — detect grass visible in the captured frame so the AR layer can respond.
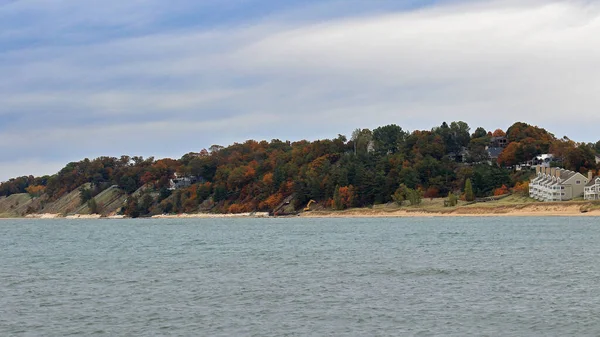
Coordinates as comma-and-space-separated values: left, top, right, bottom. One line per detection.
314, 193, 598, 215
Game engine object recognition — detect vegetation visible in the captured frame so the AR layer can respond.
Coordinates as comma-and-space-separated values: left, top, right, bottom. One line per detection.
1, 121, 598, 216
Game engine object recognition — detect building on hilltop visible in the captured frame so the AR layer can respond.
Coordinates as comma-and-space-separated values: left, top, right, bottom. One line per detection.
584, 172, 600, 200
490, 136, 508, 148
529, 166, 589, 201
486, 146, 503, 164
168, 173, 198, 191
533, 154, 554, 167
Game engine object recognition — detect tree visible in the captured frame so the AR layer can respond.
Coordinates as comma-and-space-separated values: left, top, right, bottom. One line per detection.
372, 124, 407, 155
392, 185, 407, 206
564, 145, 597, 172
25, 185, 45, 198
493, 185, 509, 196
124, 197, 140, 218
351, 128, 373, 155
88, 198, 99, 214
492, 129, 506, 137
472, 127, 487, 139
497, 142, 520, 167
392, 184, 421, 206
449, 121, 471, 153
512, 181, 529, 196
446, 192, 458, 207
464, 178, 474, 201
79, 186, 93, 205
333, 185, 343, 210
405, 188, 422, 206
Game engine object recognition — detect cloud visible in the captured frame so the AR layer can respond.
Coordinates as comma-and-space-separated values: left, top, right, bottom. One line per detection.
1, 0, 600, 181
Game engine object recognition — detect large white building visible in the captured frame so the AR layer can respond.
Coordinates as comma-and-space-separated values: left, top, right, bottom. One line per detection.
584, 172, 600, 200
529, 166, 589, 201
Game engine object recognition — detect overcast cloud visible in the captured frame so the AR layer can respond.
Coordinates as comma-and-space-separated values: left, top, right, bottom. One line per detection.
1, 0, 600, 181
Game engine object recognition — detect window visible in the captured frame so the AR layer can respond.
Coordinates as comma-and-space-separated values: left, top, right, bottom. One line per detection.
576, 181, 581, 184
561, 186, 565, 190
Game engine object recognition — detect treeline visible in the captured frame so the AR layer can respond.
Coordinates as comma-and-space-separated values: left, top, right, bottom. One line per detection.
1, 121, 599, 216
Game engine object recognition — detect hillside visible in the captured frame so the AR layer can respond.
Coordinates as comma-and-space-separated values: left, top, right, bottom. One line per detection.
0, 121, 598, 218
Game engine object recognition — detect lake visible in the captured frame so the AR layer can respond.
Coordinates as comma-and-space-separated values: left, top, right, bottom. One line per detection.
1, 217, 600, 336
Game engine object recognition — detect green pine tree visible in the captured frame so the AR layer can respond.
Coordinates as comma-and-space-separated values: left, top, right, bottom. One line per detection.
333, 185, 342, 210
465, 178, 475, 201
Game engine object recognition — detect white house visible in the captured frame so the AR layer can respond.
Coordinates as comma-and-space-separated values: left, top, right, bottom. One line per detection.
529, 166, 589, 201
584, 172, 600, 200
534, 154, 554, 167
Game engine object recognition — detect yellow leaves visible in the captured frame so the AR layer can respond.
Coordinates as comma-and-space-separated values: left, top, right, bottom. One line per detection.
512, 181, 529, 196
25, 185, 45, 197
262, 173, 274, 186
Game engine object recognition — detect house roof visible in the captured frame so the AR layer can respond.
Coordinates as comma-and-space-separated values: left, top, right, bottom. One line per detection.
559, 170, 577, 181
586, 177, 600, 187
535, 153, 554, 161
487, 147, 503, 158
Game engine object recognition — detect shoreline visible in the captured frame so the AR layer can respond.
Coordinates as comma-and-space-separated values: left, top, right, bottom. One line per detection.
299, 203, 600, 218
2, 203, 600, 219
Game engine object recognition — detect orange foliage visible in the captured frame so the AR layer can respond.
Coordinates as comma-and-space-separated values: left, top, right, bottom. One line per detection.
244, 166, 256, 180
280, 181, 294, 194
492, 129, 506, 137
497, 142, 519, 167
512, 181, 529, 196
262, 173, 274, 186
493, 185, 509, 196
259, 193, 283, 210
337, 185, 356, 209
25, 185, 45, 197
228, 203, 250, 214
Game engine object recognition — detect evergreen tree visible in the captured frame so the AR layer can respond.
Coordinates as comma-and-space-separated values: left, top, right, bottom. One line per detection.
446, 192, 458, 207
333, 185, 342, 210
465, 178, 475, 201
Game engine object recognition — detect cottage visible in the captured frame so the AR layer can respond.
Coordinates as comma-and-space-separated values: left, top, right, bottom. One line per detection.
534, 154, 554, 167
584, 172, 600, 200
529, 166, 589, 201
168, 173, 197, 190
448, 147, 469, 163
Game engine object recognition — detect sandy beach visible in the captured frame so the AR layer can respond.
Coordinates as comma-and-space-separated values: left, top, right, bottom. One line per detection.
3, 202, 600, 219
299, 203, 600, 218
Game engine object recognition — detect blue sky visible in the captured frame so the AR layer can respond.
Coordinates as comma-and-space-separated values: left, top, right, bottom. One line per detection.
1, 0, 600, 181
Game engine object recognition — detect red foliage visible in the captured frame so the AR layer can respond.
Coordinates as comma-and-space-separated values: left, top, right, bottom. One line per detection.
423, 187, 439, 199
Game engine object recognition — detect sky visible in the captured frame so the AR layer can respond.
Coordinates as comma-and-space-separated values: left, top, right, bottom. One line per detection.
1, 0, 600, 181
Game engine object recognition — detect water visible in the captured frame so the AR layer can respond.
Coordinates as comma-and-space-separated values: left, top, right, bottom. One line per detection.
1, 217, 600, 336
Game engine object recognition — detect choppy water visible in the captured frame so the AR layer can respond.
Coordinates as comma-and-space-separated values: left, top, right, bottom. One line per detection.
1, 217, 600, 336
